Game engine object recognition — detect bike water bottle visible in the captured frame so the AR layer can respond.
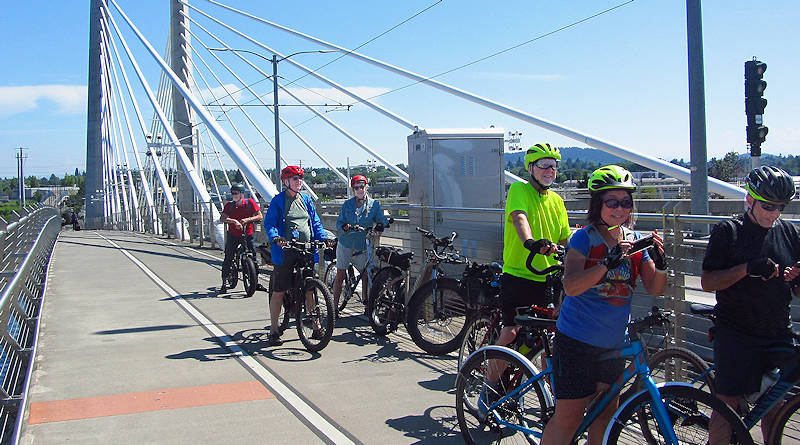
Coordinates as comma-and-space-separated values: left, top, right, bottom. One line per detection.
746, 368, 779, 404
291, 229, 300, 240
517, 333, 537, 358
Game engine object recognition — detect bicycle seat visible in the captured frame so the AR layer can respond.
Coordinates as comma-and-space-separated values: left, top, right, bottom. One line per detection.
514, 315, 557, 330
689, 303, 715, 316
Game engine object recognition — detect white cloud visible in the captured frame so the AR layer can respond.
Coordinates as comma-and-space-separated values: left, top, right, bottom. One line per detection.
197, 84, 244, 105
0, 85, 87, 118
281, 86, 391, 109
471, 72, 564, 81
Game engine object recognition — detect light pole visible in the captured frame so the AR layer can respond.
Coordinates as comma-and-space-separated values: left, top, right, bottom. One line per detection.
207, 48, 338, 184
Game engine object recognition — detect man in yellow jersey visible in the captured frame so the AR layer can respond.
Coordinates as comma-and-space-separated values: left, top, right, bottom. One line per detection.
496, 142, 571, 346
479, 143, 571, 418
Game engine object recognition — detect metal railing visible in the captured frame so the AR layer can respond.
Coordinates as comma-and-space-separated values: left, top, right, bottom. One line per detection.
0, 205, 60, 444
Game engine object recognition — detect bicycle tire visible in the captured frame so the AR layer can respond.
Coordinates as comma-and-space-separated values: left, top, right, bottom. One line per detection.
267, 277, 291, 334
241, 256, 258, 297
227, 258, 239, 289
406, 277, 470, 355
325, 262, 354, 313
296, 278, 335, 352
458, 313, 502, 370
456, 347, 551, 444
367, 267, 403, 336
631, 347, 716, 443
768, 391, 800, 444
604, 383, 753, 445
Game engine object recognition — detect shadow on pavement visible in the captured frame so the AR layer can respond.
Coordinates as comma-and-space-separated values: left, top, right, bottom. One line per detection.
385, 405, 462, 444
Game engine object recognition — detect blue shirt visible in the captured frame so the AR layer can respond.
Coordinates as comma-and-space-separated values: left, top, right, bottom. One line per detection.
336, 196, 389, 250
263, 191, 327, 265
556, 225, 652, 349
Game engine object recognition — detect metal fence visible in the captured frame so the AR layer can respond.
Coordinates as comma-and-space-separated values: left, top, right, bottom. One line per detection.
0, 205, 60, 444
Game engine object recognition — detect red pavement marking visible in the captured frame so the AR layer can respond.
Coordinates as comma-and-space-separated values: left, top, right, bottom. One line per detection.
28, 381, 274, 424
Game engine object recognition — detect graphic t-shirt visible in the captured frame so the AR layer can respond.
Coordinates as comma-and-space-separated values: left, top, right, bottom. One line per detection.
556, 224, 651, 349
222, 198, 259, 237
502, 182, 571, 282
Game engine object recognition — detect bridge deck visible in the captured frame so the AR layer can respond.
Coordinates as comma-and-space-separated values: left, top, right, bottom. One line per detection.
23, 230, 461, 444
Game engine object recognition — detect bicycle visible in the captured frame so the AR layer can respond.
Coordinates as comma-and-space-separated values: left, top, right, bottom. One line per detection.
267, 238, 335, 352
457, 247, 562, 370
455, 306, 753, 444
223, 222, 259, 298
323, 220, 392, 315
653, 302, 800, 444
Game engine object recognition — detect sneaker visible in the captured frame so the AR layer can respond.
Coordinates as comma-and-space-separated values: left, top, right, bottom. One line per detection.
311, 329, 325, 340
477, 381, 500, 419
267, 332, 283, 346
219, 285, 228, 294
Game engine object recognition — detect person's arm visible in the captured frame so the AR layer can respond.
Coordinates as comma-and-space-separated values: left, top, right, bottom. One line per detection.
247, 200, 263, 224
337, 202, 350, 233
639, 252, 668, 296
511, 210, 558, 255
701, 264, 748, 292
562, 247, 607, 297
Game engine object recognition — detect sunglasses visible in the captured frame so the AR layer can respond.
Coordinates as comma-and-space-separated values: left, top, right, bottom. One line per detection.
353, 185, 366, 190
533, 159, 559, 171
759, 201, 785, 212
603, 198, 634, 209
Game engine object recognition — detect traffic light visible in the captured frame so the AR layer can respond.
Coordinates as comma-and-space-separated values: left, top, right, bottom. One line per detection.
744, 59, 768, 154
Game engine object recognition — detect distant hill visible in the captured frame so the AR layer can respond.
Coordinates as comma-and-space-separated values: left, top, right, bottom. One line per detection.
505, 146, 624, 165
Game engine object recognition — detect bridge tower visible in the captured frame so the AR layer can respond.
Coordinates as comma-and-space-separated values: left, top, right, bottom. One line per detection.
85, 0, 105, 229
170, 0, 199, 234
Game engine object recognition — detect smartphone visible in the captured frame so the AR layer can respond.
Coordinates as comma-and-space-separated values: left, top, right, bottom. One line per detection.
628, 234, 655, 255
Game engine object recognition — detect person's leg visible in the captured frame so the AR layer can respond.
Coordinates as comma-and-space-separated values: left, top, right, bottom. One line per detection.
541, 396, 593, 445
269, 290, 285, 336
332, 269, 346, 308
220, 235, 236, 289
709, 394, 741, 445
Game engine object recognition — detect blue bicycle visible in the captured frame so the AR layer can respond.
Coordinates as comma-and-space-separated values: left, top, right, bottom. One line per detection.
455, 307, 753, 444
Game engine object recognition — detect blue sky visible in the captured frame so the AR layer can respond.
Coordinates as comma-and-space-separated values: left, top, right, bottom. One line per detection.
1, 1, 798, 178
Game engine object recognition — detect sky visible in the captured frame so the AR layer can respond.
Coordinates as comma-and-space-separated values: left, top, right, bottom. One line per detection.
0, 0, 798, 178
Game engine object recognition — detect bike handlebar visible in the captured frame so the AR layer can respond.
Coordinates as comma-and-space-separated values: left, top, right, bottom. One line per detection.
628, 306, 673, 334
525, 245, 565, 276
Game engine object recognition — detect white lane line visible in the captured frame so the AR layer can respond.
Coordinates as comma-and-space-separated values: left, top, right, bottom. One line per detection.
97, 233, 355, 445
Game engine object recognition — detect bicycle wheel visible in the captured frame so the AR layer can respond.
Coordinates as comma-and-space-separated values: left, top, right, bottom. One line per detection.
768, 392, 800, 444
268, 277, 290, 334
458, 313, 501, 370
367, 267, 403, 336
406, 277, 471, 355
456, 347, 551, 444
227, 258, 239, 289
296, 278, 335, 352
241, 256, 258, 297
605, 383, 753, 445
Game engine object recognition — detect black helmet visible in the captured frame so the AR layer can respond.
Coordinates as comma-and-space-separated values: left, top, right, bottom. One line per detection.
745, 166, 795, 204
231, 183, 246, 193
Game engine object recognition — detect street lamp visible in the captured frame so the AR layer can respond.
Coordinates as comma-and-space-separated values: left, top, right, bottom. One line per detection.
207, 48, 338, 184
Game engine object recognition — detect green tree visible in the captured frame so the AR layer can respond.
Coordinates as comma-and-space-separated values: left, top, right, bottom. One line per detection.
708, 151, 742, 182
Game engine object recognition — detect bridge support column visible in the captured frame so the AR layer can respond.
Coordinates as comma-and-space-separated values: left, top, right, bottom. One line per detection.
85, 0, 105, 229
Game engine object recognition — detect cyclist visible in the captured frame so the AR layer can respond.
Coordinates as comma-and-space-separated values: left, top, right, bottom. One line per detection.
264, 166, 332, 346
218, 182, 263, 294
332, 175, 389, 313
479, 143, 571, 415
702, 165, 799, 442
541, 165, 667, 445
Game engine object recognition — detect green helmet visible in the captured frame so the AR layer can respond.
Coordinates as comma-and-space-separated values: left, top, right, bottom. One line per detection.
524, 143, 561, 168
588, 165, 637, 193
745, 166, 795, 204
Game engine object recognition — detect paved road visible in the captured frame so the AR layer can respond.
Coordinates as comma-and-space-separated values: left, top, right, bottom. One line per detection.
23, 230, 463, 444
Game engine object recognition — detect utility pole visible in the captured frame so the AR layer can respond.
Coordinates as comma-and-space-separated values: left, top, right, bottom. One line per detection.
16, 147, 28, 206
273, 54, 281, 184
686, 0, 709, 234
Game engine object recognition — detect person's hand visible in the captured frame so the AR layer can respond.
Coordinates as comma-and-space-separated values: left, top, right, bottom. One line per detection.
342, 223, 352, 231
374, 222, 384, 233
272, 236, 287, 247
233, 220, 243, 231
747, 257, 779, 280
648, 230, 667, 271
325, 239, 336, 248
603, 244, 626, 270
523, 238, 556, 255
783, 261, 800, 287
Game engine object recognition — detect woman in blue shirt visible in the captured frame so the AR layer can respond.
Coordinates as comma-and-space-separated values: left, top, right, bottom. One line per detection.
332, 175, 389, 313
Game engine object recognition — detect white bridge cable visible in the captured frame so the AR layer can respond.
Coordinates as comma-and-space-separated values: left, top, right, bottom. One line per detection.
206, 0, 746, 198
101, 65, 124, 228
107, 0, 280, 209
185, 16, 407, 183
101, 28, 139, 231
101, 6, 186, 238
188, 2, 530, 184
105, 64, 132, 231
181, 29, 318, 199
182, 24, 343, 190
181, 9, 407, 182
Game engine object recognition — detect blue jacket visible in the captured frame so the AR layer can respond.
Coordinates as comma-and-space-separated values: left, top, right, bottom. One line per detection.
336, 197, 389, 250
264, 191, 327, 265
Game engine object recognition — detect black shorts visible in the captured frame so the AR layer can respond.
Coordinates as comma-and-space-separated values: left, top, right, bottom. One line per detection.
500, 273, 550, 325
271, 249, 302, 292
713, 324, 793, 397
551, 330, 625, 400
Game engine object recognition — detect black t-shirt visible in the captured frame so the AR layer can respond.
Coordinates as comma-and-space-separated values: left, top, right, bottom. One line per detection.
702, 214, 800, 337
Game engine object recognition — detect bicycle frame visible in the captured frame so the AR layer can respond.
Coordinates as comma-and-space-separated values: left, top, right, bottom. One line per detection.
741, 346, 800, 430
343, 230, 378, 296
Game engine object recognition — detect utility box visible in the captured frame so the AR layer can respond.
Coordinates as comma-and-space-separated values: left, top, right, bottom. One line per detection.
407, 128, 506, 267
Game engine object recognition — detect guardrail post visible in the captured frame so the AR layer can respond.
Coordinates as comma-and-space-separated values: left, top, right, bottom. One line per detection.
198, 203, 204, 248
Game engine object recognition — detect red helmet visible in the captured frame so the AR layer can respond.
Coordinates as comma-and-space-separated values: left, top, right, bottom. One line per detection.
280, 165, 304, 180
350, 175, 368, 188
